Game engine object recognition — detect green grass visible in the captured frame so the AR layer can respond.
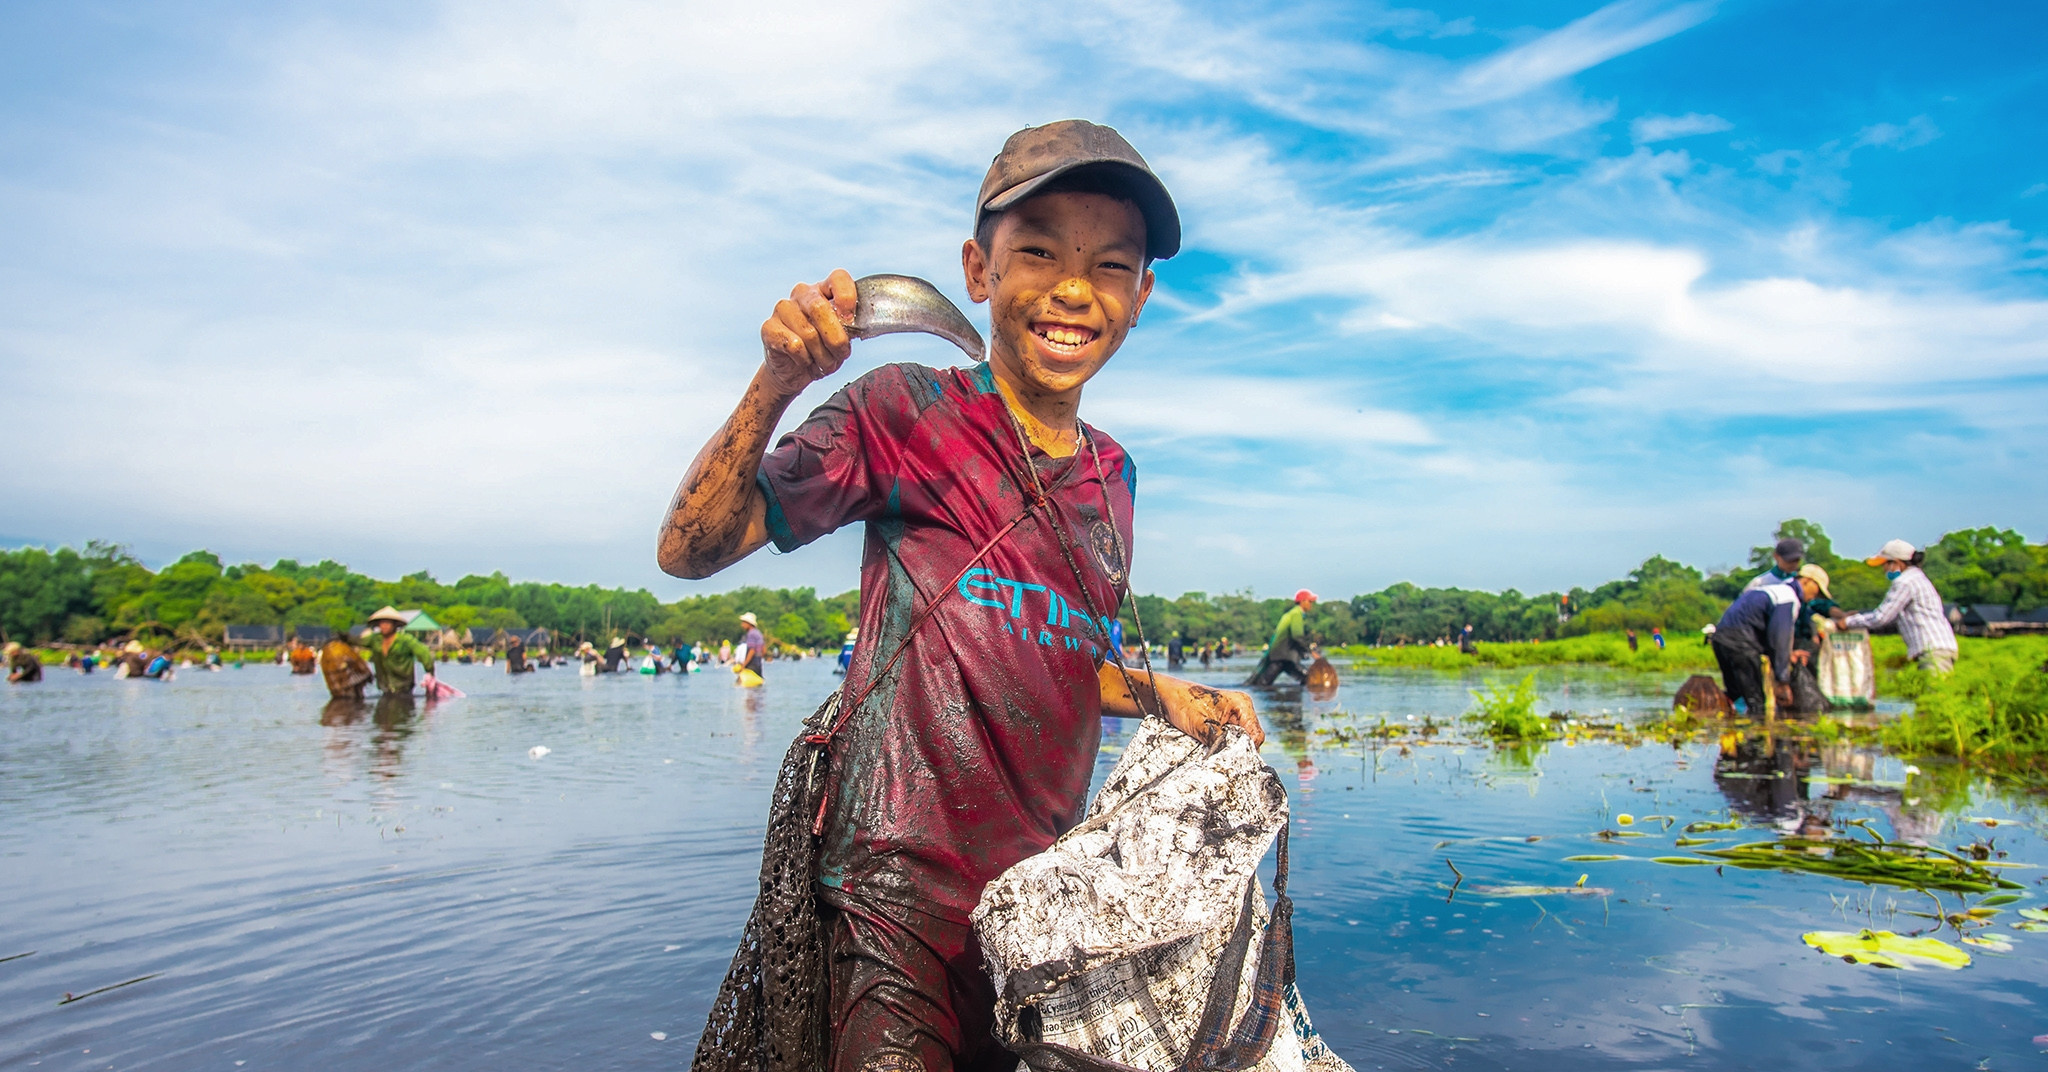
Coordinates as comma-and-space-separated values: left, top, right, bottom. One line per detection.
1338, 631, 1717, 672
1879, 635, 2048, 777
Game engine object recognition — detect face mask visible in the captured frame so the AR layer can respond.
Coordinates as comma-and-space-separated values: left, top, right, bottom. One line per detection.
1886, 570, 1903, 581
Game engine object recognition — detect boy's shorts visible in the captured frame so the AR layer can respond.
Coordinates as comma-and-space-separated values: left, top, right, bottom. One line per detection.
825, 899, 1014, 1072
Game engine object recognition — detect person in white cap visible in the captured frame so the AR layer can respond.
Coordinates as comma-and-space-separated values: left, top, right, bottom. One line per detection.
1839, 539, 1958, 675
735, 612, 766, 677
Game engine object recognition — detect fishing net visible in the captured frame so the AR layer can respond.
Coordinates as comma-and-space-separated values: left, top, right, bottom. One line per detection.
692, 691, 839, 1072
320, 639, 371, 698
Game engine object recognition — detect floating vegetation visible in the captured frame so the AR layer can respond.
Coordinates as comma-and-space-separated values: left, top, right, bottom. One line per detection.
1563, 854, 1623, 862
1650, 857, 1717, 866
1802, 929, 1971, 970
1673, 837, 1720, 847
1682, 837, 2022, 894
1683, 818, 1745, 833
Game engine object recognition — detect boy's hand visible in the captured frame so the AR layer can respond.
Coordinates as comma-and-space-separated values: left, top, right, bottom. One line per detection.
1173, 684, 1264, 748
761, 268, 859, 399
1099, 666, 1265, 747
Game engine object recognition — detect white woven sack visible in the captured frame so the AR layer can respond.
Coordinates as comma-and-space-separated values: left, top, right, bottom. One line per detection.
972, 718, 1352, 1072
1818, 629, 1876, 705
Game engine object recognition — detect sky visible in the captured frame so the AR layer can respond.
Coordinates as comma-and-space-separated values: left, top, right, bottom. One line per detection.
2, 0, 2045, 601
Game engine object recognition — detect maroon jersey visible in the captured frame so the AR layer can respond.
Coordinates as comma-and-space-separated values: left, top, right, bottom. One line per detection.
758, 361, 1136, 923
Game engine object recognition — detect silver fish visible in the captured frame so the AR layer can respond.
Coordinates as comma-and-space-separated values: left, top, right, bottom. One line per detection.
850, 274, 985, 361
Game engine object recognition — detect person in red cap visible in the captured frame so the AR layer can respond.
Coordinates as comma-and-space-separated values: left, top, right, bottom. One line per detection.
1249, 589, 1319, 686
657, 120, 1263, 1072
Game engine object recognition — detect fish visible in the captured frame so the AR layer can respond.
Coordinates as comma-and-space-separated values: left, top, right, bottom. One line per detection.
850, 274, 985, 360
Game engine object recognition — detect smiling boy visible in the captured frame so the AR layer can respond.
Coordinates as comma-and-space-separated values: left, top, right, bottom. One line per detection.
658, 120, 1262, 1072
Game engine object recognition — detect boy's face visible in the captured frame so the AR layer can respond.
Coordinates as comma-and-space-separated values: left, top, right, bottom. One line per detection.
962, 191, 1155, 397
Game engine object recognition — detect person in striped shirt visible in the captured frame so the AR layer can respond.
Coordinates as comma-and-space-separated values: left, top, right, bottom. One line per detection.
1839, 538, 1958, 675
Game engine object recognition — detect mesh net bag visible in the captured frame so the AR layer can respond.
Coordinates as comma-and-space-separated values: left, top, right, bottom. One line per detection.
973, 718, 1354, 1072
692, 691, 840, 1072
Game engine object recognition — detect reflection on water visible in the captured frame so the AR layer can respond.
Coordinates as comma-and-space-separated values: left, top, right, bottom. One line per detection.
1711, 724, 1951, 845
1, 659, 2043, 1070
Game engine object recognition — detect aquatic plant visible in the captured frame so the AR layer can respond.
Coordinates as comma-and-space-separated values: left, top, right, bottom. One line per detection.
1467, 674, 1551, 740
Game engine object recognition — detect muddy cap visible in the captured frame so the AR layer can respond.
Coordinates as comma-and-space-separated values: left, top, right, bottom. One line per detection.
977, 120, 1181, 260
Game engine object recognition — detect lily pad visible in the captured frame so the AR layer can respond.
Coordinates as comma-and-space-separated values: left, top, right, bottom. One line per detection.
1674, 837, 1720, 847
2019, 908, 2048, 923
1651, 856, 1717, 866
1978, 893, 2023, 907
1962, 934, 2014, 953
1563, 854, 1624, 862
2010, 921, 2048, 933
1802, 929, 1971, 970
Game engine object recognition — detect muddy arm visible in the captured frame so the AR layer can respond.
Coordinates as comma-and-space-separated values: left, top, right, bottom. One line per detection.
1099, 663, 1265, 746
656, 271, 859, 580
655, 368, 790, 579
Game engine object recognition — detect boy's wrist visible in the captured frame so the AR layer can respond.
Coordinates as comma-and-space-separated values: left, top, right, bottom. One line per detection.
754, 361, 814, 409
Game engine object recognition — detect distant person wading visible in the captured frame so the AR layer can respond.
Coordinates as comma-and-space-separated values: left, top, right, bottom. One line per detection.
362, 607, 434, 695
1248, 589, 1319, 686
735, 613, 766, 677
6, 642, 42, 683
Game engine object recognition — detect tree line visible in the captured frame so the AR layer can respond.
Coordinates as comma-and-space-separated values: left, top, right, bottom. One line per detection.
2, 521, 2042, 651
0, 542, 857, 651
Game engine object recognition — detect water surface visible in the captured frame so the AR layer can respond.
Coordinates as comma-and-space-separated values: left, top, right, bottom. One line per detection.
2, 659, 2042, 1070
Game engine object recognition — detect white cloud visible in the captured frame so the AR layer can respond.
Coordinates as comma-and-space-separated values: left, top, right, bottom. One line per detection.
1089, 374, 1435, 448
1630, 111, 1733, 143
1439, 0, 1717, 110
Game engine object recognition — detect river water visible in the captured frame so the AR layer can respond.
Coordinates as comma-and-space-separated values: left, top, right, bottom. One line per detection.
2, 658, 2043, 1070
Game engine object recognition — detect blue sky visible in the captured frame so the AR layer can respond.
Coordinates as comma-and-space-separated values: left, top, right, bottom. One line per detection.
3, 0, 2044, 600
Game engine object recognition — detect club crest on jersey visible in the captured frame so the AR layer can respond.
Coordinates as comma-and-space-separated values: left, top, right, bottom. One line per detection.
1089, 520, 1126, 587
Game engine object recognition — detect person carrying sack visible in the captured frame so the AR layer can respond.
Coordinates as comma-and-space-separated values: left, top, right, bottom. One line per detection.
660, 120, 1263, 1072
